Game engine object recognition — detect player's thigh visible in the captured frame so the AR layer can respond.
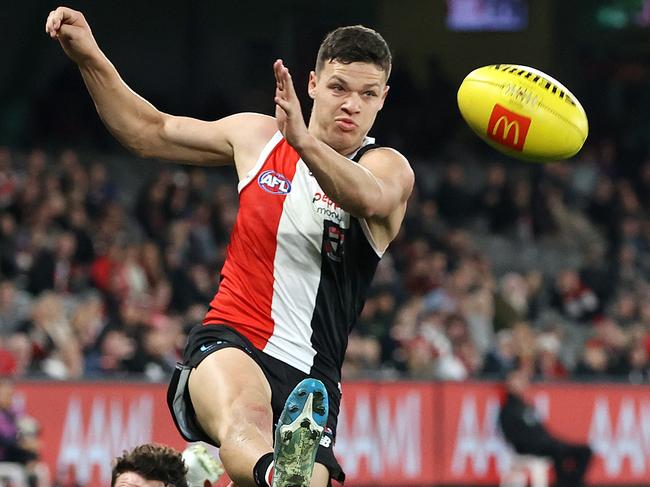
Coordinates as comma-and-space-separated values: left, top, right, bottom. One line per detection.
188, 347, 273, 444
310, 463, 330, 487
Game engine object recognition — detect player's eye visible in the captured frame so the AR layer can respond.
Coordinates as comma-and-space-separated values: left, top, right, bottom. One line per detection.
364, 90, 378, 97
330, 84, 344, 92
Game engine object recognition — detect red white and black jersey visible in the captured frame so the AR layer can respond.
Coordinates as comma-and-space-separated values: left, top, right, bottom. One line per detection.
204, 131, 383, 383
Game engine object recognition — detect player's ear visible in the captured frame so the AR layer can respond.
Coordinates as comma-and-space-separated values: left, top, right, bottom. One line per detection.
378, 85, 390, 110
308, 71, 317, 99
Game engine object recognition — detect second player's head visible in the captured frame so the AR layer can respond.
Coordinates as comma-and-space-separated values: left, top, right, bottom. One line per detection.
111, 444, 188, 487
308, 26, 392, 155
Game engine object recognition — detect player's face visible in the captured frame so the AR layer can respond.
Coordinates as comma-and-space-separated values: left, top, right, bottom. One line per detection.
308, 60, 389, 155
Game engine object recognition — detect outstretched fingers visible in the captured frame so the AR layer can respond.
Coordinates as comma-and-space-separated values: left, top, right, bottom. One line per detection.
272, 59, 308, 144
273, 59, 285, 92
275, 60, 299, 96
274, 96, 292, 115
274, 60, 288, 114
282, 63, 297, 98
274, 59, 299, 115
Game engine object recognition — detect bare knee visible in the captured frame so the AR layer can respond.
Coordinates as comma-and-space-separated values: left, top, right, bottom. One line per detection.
199, 395, 273, 487
220, 396, 273, 445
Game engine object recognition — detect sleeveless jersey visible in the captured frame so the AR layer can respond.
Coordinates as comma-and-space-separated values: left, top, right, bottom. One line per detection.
204, 132, 383, 383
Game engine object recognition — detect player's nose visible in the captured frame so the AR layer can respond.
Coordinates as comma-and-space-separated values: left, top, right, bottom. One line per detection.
341, 93, 362, 114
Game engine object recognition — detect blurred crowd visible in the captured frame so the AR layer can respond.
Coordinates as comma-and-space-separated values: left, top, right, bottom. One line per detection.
0, 141, 648, 384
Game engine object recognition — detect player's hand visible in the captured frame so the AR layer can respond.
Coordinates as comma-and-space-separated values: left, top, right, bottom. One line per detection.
274, 59, 310, 149
45, 7, 100, 65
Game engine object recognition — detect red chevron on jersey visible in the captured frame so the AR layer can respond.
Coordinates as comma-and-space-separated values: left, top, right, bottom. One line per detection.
205, 132, 295, 351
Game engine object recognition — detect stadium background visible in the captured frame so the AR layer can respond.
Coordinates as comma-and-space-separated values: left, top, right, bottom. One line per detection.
1, 0, 649, 485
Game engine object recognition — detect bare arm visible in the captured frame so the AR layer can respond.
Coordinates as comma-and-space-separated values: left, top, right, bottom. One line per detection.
45, 7, 275, 166
298, 138, 413, 218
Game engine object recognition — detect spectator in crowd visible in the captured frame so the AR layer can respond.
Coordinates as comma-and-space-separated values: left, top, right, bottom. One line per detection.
0, 280, 32, 337
616, 340, 650, 383
0, 213, 19, 278
550, 269, 600, 324
123, 315, 181, 381
482, 329, 516, 377
344, 314, 383, 379
499, 368, 593, 487
0, 379, 42, 487
16, 292, 83, 379
476, 163, 516, 234
86, 161, 118, 219
27, 232, 79, 295
587, 176, 618, 245
436, 163, 473, 228
84, 328, 135, 377
493, 272, 531, 331
573, 339, 610, 379
534, 329, 568, 380
354, 286, 399, 365
0, 379, 37, 463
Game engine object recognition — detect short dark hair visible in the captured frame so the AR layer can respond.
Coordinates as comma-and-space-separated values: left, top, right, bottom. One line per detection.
316, 25, 392, 79
111, 444, 188, 487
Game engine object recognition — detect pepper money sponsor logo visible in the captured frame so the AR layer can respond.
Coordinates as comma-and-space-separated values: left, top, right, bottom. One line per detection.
258, 170, 292, 195
313, 192, 344, 223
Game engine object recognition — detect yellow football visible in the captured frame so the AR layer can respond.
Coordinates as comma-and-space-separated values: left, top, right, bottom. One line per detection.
457, 64, 588, 162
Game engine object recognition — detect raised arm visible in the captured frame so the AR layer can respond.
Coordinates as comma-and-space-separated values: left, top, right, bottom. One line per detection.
45, 7, 275, 167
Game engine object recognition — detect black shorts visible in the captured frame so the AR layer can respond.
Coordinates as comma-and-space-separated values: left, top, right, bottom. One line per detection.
167, 324, 345, 484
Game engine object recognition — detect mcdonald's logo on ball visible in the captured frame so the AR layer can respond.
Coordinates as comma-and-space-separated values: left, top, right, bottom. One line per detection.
486, 104, 531, 151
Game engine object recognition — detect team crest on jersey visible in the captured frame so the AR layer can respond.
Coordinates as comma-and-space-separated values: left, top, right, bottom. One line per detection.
258, 170, 292, 195
323, 221, 345, 262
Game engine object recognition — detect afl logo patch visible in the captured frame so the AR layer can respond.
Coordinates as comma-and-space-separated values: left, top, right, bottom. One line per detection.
258, 170, 292, 195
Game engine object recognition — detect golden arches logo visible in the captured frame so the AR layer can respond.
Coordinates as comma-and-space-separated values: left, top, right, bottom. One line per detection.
492, 116, 521, 145
486, 104, 531, 151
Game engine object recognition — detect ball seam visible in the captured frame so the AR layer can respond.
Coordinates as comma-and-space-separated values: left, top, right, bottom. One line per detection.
538, 102, 587, 140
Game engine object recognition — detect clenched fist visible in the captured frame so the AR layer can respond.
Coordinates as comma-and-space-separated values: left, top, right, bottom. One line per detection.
45, 7, 100, 65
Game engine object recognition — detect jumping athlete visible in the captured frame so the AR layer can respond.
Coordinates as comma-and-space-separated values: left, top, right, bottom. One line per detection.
46, 7, 414, 487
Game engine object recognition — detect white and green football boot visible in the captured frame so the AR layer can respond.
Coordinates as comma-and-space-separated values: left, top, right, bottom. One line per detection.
272, 378, 329, 487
